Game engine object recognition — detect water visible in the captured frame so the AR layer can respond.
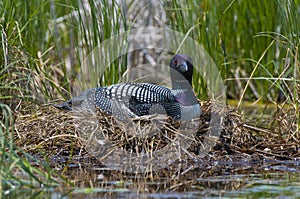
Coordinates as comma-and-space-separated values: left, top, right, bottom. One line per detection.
3, 160, 300, 198
4, 174, 300, 198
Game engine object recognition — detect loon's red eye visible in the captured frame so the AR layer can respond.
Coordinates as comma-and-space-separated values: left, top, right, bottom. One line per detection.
174, 60, 178, 65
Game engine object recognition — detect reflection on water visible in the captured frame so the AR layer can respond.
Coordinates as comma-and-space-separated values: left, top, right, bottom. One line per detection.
4, 159, 300, 198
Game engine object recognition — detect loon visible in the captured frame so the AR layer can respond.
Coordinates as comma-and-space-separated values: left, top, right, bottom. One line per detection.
54, 54, 201, 121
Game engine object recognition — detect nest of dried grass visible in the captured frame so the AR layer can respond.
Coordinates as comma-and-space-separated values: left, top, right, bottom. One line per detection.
13, 100, 300, 170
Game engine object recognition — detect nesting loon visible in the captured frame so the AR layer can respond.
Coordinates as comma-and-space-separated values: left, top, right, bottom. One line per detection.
55, 54, 201, 121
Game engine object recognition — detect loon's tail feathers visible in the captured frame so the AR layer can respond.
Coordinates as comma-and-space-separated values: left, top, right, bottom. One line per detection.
53, 88, 97, 111
53, 100, 73, 111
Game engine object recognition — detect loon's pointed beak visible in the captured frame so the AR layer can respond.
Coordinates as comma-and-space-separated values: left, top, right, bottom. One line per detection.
178, 61, 188, 72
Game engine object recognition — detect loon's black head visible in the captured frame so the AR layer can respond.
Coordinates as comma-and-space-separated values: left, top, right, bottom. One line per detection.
170, 54, 193, 88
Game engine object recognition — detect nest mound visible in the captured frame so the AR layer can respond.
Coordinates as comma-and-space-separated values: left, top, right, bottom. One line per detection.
14, 101, 300, 170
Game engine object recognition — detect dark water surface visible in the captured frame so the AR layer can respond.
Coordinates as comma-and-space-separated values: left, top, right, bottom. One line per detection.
4, 159, 300, 198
